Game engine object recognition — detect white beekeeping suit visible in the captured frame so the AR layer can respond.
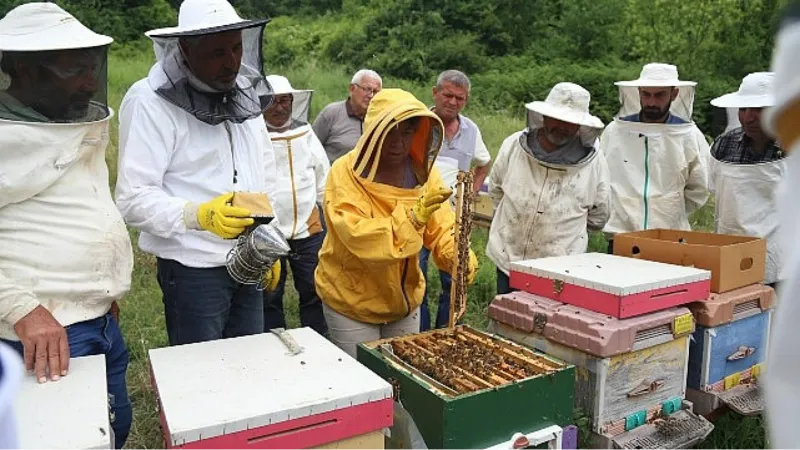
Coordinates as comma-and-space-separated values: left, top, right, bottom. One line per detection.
263, 75, 329, 241
764, 4, 800, 448
600, 63, 710, 237
709, 72, 787, 285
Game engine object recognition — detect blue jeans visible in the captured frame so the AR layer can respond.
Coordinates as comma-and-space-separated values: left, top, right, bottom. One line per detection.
157, 258, 264, 346
3, 313, 131, 449
497, 269, 512, 295
263, 232, 328, 336
418, 247, 453, 331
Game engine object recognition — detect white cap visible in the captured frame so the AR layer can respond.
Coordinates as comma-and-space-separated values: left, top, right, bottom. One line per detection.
0, 2, 112, 51
615, 63, 696, 87
711, 72, 775, 109
146, 0, 268, 38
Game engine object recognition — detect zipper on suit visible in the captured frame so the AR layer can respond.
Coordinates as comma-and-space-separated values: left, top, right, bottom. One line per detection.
522, 166, 550, 259
400, 258, 411, 316
643, 136, 650, 229
286, 140, 299, 238
224, 122, 238, 185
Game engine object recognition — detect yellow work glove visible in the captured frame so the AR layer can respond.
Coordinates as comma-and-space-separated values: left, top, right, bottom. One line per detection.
263, 260, 282, 291
197, 193, 254, 239
467, 249, 479, 285
410, 186, 453, 228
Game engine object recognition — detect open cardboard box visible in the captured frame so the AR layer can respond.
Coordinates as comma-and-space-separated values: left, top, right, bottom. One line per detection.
613, 229, 766, 294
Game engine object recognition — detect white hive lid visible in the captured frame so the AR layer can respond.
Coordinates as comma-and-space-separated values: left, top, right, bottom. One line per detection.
14, 354, 111, 449
510, 253, 711, 296
148, 328, 392, 446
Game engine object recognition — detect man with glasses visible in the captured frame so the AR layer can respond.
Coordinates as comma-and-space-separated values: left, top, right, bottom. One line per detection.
313, 69, 382, 163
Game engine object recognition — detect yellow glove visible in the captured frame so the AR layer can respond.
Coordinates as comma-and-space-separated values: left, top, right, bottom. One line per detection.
467, 249, 479, 285
197, 193, 254, 239
263, 259, 282, 291
411, 186, 453, 227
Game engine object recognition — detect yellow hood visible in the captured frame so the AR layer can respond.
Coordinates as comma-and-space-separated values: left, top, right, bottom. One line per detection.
352, 88, 444, 185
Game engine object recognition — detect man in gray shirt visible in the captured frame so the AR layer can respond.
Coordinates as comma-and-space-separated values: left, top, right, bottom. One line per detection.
312, 69, 382, 163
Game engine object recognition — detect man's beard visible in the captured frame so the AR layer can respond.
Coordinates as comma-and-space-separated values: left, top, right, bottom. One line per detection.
641, 104, 671, 122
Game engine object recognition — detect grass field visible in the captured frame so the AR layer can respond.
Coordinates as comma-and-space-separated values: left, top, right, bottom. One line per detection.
103, 51, 767, 449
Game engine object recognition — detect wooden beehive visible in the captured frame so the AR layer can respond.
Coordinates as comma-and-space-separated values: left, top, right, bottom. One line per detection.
357, 325, 575, 449
488, 292, 714, 449
149, 329, 393, 449
685, 284, 774, 416
510, 253, 711, 319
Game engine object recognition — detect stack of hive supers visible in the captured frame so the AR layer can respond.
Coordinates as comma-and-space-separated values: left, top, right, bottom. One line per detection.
488, 252, 715, 449
614, 229, 773, 417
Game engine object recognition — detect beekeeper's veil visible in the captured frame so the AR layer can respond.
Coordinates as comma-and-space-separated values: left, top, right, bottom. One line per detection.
0, 2, 112, 123
615, 63, 697, 122
525, 82, 605, 147
352, 89, 444, 187
145, 0, 272, 126
264, 74, 312, 131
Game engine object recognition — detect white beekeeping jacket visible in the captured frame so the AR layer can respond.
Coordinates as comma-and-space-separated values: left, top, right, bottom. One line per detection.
709, 156, 787, 284
268, 123, 330, 240
601, 83, 710, 235
486, 130, 610, 275
0, 114, 133, 340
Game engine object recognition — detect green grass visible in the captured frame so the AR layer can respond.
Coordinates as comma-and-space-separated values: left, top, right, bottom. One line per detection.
103, 50, 765, 448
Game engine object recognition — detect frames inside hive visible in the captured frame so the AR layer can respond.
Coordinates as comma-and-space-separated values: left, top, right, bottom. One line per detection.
449, 170, 475, 328
384, 326, 564, 395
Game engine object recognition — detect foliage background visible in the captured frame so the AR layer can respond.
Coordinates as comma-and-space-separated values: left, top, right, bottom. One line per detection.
0, 0, 789, 448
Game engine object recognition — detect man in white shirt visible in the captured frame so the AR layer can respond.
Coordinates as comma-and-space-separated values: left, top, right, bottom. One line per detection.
262, 75, 330, 337
115, 0, 280, 346
419, 70, 491, 330
0, 3, 133, 447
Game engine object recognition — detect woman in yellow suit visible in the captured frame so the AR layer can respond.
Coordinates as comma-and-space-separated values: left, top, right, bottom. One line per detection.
315, 88, 478, 357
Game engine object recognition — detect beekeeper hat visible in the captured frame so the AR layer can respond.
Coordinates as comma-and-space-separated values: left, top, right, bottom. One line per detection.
0, 2, 112, 51
146, 0, 268, 38
615, 63, 696, 87
526, 82, 604, 129
266, 75, 312, 96
712, 72, 775, 109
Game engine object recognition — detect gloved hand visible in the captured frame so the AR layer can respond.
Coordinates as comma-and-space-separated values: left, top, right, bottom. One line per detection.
411, 186, 453, 227
467, 249, 479, 285
263, 259, 282, 292
197, 193, 254, 239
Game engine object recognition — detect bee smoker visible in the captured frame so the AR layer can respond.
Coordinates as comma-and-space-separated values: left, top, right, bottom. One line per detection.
225, 222, 290, 290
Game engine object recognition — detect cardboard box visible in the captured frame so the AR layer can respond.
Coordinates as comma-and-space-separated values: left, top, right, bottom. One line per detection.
614, 229, 766, 293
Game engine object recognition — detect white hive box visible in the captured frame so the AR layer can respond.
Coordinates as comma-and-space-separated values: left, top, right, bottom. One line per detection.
14, 354, 111, 449
510, 253, 711, 318
149, 328, 394, 449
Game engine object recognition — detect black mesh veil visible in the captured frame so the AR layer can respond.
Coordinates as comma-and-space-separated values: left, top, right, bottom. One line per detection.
148, 23, 273, 126
0, 45, 110, 123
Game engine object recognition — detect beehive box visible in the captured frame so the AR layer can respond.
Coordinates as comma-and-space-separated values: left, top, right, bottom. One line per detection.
356, 325, 575, 449
685, 284, 774, 415
149, 328, 393, 449
510, 253, 711, 319
613, 229, 766, 293
14, 354, 111, 449
488, 292, 713, 449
